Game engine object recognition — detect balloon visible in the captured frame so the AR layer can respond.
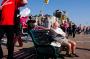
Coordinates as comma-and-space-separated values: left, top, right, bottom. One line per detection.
20, 8, 31, 17
44, 0, 49, 4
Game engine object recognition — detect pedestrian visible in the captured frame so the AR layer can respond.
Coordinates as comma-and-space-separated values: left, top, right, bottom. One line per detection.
14, 9, 23, 47
0, 0, 27, 59
43, 16, 51, 29
63, 21, 69, 33
67, 24, 72, 37
72, 23, 77, 38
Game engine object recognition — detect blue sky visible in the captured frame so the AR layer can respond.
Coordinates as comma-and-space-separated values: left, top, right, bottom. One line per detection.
0, 0, 90, 26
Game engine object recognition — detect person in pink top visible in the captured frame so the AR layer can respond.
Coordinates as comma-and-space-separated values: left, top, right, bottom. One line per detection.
20, 16, 28, 29
63, 21, 69, 32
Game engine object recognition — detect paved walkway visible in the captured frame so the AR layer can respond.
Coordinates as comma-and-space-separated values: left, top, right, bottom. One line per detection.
64, 34, 90, 59
1, 34, 90, 59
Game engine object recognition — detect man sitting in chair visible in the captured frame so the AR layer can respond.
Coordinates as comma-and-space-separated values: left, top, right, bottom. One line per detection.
27, 19, 78, 57
49, 21, 78, 57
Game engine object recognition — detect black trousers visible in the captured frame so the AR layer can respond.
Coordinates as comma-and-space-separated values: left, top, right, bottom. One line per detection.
72, 30, 76, 38
0, 26, 14, 59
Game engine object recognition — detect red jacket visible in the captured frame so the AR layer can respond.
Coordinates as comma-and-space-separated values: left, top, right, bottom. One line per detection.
0, 0, 25, 25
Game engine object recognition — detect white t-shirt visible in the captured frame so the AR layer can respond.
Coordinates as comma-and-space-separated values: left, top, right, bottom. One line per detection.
52, 27, 66, 37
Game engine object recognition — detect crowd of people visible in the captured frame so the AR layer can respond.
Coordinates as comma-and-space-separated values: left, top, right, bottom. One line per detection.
26, 16, 79, 57
78, 25, 90, 35
0, 0, 90, 59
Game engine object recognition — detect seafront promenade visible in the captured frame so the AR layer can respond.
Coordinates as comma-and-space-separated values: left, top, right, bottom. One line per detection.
1, 34, 90, 59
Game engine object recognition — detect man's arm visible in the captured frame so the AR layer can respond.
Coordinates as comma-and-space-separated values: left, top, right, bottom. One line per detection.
34, 26, 50, 30
0, 6, 2, 10
21, 0, 28, 4
1, 0, 11, 7
17, 0, 28, 7
57, 28, 66, 37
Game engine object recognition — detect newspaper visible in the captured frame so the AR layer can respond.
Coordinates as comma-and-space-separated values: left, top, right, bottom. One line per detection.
50, 41, 61, 47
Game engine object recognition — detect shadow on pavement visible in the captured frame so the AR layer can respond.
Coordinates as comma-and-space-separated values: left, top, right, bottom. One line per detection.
77, 47, 90, 51
2, 44, 65, 59
14, 47, 37, 59
13, 46, 65, 59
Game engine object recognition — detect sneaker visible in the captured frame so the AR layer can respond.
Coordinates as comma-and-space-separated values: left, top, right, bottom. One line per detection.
65, 54, 74, 57
72, 53, 79, 57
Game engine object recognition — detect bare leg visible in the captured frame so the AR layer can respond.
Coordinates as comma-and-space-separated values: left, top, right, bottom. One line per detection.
69, 41, 76, 54
65, 43, 72, 54
69, 41, 79, 57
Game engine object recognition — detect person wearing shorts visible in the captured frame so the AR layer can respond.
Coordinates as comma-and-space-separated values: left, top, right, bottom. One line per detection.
49, 21, 78, 57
